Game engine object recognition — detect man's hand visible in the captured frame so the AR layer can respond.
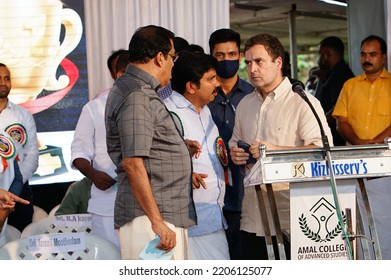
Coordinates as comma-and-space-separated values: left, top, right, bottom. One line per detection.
90, 170, 116, 191
230, 146, 250, 165
192, 172, 208, 189
185, 139, 202, 159
73, 158, 116, 190
0, 189, 30, 210
249, 140, 279, 159
151, 220, 177, 252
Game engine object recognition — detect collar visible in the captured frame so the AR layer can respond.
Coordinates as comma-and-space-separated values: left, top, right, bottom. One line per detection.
357, 68, 391, 82
255, 76, 291, 102
125, 64, 161, 90
218, 77, 253, 97
0, 100, 12, 112
169, 91, 205, 114
236, 77, 253, 92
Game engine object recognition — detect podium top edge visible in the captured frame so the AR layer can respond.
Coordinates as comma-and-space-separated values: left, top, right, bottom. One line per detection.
263, 143, 389, 157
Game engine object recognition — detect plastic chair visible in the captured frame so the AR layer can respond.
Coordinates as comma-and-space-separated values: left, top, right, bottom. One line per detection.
32, 205, 49, 222
48, 204, 60, 217
21, 216, 92, 238
5, 224, 21, 243
0, 234, 121, 260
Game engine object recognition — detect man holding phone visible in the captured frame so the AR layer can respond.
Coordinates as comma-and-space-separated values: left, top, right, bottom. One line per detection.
229, 34, 331, 260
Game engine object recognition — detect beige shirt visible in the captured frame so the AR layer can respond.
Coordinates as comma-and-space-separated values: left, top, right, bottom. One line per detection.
229, 77, 332, 236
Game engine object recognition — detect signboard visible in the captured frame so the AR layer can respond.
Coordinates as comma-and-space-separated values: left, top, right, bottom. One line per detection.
290, 179, 356, 260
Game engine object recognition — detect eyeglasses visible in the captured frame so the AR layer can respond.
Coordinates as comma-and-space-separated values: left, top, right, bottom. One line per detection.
168, 53, 179, 63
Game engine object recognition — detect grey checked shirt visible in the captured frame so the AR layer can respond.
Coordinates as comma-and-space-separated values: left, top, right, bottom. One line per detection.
105, 64, 197, 229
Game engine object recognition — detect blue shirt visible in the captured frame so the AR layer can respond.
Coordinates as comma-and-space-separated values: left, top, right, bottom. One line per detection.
165, 91, 226, 237
207, 77, 254, 212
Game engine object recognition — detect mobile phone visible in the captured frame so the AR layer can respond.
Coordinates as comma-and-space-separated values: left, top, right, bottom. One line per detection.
237, 140, 256, 164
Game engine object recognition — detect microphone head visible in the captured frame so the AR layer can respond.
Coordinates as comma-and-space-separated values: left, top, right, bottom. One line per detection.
292, 82, 304, 94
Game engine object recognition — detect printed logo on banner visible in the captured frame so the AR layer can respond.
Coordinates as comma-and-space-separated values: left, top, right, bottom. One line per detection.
295, 197, 349, 260
299, 197, 346, 242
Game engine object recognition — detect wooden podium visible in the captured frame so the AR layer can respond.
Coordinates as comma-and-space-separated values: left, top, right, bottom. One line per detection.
244, 138, 391, 260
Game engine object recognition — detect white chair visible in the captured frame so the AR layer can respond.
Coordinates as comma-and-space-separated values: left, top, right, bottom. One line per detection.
5, 225, 21, 243
0, 234, 121, 260
48, 204, 60, 217
21, 217, 92, 238
32, 205, 49, 222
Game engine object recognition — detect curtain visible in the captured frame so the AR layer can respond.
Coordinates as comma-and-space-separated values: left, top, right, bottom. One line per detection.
83, 0, 229, 99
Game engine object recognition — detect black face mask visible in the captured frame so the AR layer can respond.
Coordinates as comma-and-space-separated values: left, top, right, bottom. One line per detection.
215, 59, 239, 79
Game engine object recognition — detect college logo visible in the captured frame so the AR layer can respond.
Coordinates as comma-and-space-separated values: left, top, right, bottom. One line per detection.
299, 197, 346, 242
291, 162, 305, 177
5, 123, 27, 146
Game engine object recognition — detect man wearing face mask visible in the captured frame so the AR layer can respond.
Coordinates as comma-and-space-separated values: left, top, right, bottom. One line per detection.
207, 28, 254, 260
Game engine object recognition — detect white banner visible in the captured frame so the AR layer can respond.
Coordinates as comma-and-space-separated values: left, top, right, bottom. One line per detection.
290, 179, 356, 260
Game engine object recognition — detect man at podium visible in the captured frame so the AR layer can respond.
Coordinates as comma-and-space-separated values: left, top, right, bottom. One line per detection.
229, 34, 332, 260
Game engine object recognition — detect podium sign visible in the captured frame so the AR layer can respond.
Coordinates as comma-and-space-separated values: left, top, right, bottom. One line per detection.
244, 141, 391, 260
290, 179, 356, 260
245, 144, 391, 187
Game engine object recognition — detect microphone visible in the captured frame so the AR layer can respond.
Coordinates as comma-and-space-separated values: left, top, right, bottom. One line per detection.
292, 82, 309, 101
292, 83, 353, 258
291, 82, 330, 151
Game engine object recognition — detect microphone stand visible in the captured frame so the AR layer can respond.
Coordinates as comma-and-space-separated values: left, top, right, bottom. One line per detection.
293, 84, 354, 260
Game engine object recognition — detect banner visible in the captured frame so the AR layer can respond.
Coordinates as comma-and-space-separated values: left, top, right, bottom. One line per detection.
290, 179, 356, 260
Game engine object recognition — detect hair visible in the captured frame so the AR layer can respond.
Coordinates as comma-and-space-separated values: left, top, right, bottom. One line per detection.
282, 51, 291, 77
107, 49, 127, 73
128, 25, 175, 64
244, 34, 285, 63
115, 51, 130, 73
171, 50, 217, 95
209, 28, 241, 54
0, 63, 7, 67
173, 37, 190, 53
187, 44, 204, 53
319, 36, 345, 57
361, 34, 387, 54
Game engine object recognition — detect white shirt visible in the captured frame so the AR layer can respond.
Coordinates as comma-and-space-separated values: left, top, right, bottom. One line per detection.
0, 132, 20, 191
164, 91, 226, 236
0, 101, 38, 183
71, 95, 117, 216
229, 77, 332, 236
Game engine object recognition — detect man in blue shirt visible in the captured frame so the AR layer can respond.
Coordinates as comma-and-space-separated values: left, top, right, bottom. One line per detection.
165, 50, 229, 259
208, 28, 254, 259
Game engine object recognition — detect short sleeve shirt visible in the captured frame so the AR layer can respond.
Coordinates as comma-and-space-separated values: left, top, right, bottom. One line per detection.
105, 64, 196, 229
333, 69, 391, 140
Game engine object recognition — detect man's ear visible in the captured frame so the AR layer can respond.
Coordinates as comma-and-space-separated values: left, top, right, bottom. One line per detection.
155, 52, 164, 67
116, 71, 124, 79
275, 56, 283, 70
185, 81, 196, 95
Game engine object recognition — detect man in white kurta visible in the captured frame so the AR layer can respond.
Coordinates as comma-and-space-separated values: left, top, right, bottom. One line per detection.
71, 92, 119, 248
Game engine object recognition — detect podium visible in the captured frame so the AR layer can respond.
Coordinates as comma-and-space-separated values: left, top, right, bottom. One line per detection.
244, 138, 391, 260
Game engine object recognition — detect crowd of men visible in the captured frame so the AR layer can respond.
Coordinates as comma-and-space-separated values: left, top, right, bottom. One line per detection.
1, 25, 390, 260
